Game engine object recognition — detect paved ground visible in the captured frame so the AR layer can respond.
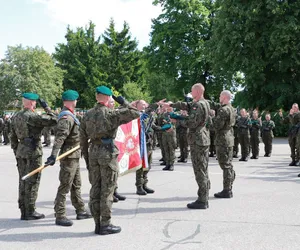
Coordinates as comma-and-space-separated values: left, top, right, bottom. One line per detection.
0, 138, 300, 250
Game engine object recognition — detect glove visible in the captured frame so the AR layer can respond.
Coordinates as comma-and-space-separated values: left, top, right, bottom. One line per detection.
45, 155, 56, 166
112, 95, 125, 105
38, 98, 49, 109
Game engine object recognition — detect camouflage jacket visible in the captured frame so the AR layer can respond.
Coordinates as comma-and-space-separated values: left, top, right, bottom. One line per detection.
80, 102, 140, 160
261, 120, 275, 137
172, 99, 210, 146
250, 118, 262, 135
10, 108, 57, 158
51, 107, 80, 159
236, 116, 251, 135
212, 104, 235, 147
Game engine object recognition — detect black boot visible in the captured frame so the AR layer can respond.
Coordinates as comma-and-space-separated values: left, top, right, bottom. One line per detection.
187, 200, 209, 209
136, 186, 147, 195
233, 154, 238, 158
160, 161, 166, 165
289, 161, 296, 166
56, 217, 73, 226
113, 195, 119, 202
214, 189, 233, 198
177, 155, 182, 159
250, 156, 255, 159
23, 211, 45, 220
159, 158, 164, 162
295, 161, 300, 166
114, 192, 126, 201
143, 185, 155, 194
239, 157, 245, 161
162, 165, 170, 171
98, 224, 121, 235
95, 223, 100, 234
168, 165, 174, 171
209, 153, 214, 157
76, 211, 92, 220
177, 158, 187, 163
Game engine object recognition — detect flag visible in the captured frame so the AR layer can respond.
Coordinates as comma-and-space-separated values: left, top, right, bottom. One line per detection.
115, 118, 142, 176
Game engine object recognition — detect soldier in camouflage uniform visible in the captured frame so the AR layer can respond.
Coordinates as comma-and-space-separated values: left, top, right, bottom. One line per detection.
250, 110, 262, 159
279, 104, 300, 166
211, 90, 236, 198
233, 111, 239, 158
10, 93, 57, 220
208, 110, 216, 157
42, 126, 52, 146
0, 116, 4, 143
45, 90, 91, 227
261, 114, 275, 157
80, 86, 140, 235
177, 111, 189, 163
3, 115, 11, 145
237, 109, 251, 161
170, 83, 210, 209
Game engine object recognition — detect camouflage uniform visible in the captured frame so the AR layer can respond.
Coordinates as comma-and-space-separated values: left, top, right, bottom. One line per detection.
212, 103, 236, 193
10, 109, 57, 218
80, 102, 140, 226
281, 113, 300, 164
172, 99, 210, 206
161, 113, 176, 168
51, 107, 87, 219
177, 122, 189, 161
237, 116, 251, 160
207, 116, 216, 157
156, 113, 166, 161
250, 118, 261, 159
42, 126, 52, 146
3, 117, 11, 144
233, 119, 239, 158
261, 120, 275, 156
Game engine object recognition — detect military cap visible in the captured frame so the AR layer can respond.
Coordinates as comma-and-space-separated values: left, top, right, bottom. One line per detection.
22, 92, 39, 100
62, 90, 79, 101
96, 86, 112, 96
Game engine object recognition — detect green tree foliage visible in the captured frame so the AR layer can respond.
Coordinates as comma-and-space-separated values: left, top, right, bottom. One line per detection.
146, 0, 220, 99
102, 19, 143, 92
122, 82, 152, 103
210, 0, 300, 110
0, 45, 64, 111
54, 21, 106, 108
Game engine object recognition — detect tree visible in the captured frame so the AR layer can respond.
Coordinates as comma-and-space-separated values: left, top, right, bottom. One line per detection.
122, 82, 152, 103
54, 21, 106, 108
0, 45, 64, 111
210, 0, 300, 110
102, 19, 143, 92
146, 0, 219, 99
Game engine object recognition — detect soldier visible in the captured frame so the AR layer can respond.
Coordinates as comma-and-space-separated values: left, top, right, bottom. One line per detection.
3, 114, 11, 145
45, 90, 91, 226
169, 83, 210, 209
261, 114, 275, 157
157, 107, 166, 164
177, 110, 189, 162
250, 110, 262, 159
279, 104, 300, 166
80, 86, 140, 235
10, 93, 57, 220
237, 109, 251, 161
161, 105, 177, 171
233, 110, 239, 158
0, 116, 4, 143
208, 110, 216, 157
211, 90, 236, 198
42, 126, 52, 146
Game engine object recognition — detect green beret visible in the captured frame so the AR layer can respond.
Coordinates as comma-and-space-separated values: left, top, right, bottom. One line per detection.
22, 92, 39, 100
96, 86, 112, 96
62, 90, 79, 101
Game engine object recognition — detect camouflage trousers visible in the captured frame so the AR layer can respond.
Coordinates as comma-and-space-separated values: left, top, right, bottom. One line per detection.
190, 145, 210, 203
157, 132, 165, 160
178, 133, 188, 159
162, 133, 176, 165
233, 134, 239, 156
209, 131, 216, 156
42, 127, 51, 145
88, 156, 118, 226
136, 150, 152, 187
250, 130, 260, 158
216, 146, 235, 190
238, 133, 250, 158
54, 158, 86, 218
3, 129, 10, 144
288, 135, 298, 161
262, 133, 273, 155
17, 157, 42, 215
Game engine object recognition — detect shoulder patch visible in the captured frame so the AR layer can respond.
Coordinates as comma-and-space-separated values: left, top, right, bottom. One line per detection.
61, 116, 68, 119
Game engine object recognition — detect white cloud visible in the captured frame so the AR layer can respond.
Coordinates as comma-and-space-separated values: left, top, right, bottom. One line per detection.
33, 0, 162, 48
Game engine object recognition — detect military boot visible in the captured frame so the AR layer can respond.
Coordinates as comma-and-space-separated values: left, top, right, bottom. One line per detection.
20, 210, 26, 220
187, 200, 209, 209
95, 222, 101, 234
177, 158, 187, 163
289, 161, 296, 166
114, 192, 126, 201
295, 161, 300, 166
160, 161, 166, 165
168, 165, 174, 171
136, 186, 147, 195
143, 185, 155, 194
76, 211, 92, 220
162, 165, 170, 171
98, 224, 121, 235
23, 211, 45, 220
233, 154, 238, 158
214, 189, 233, 198
159, 158, 164, 162
56, 217, 73, 227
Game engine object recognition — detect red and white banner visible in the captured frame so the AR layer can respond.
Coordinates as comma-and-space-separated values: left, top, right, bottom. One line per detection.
115, 118, 142, 176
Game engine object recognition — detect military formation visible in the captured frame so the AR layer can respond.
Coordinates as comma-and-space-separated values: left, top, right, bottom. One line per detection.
4, 83, 299, 236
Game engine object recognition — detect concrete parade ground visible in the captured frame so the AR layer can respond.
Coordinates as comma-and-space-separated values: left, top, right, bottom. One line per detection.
0, 138, 300, 250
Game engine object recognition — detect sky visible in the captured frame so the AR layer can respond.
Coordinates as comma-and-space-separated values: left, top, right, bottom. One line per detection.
0, 0, 162, 59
